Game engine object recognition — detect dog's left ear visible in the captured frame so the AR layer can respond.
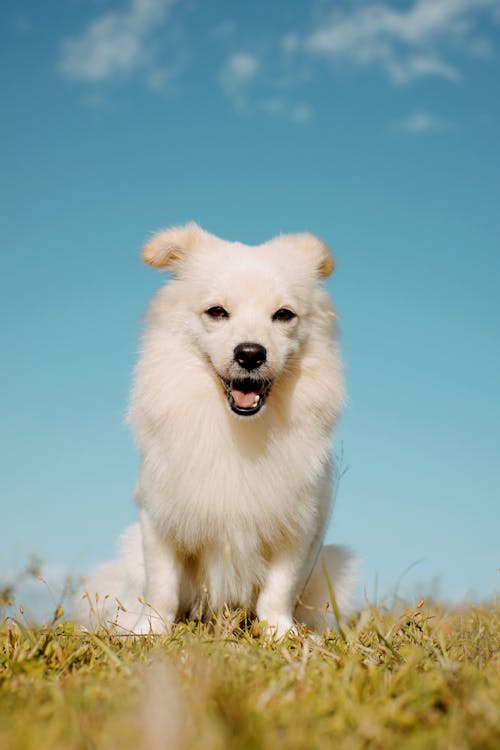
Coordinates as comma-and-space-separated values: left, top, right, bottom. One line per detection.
141, 222, 206, 270
288, 233, 335, 278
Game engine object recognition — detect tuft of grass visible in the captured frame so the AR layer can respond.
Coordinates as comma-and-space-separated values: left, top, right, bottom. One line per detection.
1, 601, 499, 749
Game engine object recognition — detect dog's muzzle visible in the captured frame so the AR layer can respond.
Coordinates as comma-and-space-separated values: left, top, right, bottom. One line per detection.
221, 342, 271, 416
222, 377, 272, 416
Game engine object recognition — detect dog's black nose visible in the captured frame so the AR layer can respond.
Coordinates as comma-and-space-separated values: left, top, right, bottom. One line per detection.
234, 342, 267, 371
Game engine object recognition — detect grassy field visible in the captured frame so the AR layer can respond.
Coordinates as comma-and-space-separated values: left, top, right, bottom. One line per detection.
1, 599, 499, 750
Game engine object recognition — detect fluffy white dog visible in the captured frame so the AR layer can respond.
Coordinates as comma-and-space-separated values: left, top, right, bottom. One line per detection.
76, 223, 354, 636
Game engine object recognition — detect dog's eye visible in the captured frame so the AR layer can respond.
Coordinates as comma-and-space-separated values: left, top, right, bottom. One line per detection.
205, 306, 230, 320
272, 308, 296, 322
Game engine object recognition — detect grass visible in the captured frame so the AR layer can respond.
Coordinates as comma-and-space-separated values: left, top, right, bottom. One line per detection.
1, 598, 499, 750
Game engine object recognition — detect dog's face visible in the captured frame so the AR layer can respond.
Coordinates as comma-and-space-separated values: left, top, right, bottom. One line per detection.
196, 257, 308, 416
142, 223, 335, 417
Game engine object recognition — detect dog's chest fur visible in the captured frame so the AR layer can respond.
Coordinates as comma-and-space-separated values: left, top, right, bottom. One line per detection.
134, 377, 332, 554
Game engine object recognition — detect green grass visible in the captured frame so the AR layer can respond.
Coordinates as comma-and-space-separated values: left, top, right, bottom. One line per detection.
1, 601, 499, 749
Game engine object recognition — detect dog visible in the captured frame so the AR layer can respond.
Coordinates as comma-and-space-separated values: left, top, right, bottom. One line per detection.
76, 223, 354, 636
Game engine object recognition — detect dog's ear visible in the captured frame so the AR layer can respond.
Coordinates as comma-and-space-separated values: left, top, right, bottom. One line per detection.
288, 233, 335, 278
142, 222, 205, 269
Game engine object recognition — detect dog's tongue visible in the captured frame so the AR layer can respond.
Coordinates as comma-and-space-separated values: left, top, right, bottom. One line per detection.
231, 387, 258, 409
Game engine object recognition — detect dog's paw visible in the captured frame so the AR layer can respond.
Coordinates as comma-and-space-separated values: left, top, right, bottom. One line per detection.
131, 611, 172, 635
260, 615, 297, 641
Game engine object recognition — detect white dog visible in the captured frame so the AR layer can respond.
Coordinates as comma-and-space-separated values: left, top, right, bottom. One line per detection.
76, 223, 354, 636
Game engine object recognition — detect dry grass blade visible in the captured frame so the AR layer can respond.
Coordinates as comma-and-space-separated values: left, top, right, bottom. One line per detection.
0, 601, 499, 750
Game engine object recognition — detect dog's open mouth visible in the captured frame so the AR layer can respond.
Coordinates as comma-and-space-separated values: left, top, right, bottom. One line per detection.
222, 378, 272, 416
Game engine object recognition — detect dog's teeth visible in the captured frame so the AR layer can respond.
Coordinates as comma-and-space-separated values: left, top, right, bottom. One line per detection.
252, 395, 260, 407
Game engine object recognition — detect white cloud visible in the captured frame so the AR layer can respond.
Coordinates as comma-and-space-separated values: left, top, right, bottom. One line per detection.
290, 103, 314, 124
259, 97, 314, 124
209, 20, 237, 40
146, 65, 179, 92
283, 33, 300, 54
219, 52, 260, 110
59, 0, 176, 82
83, 92, 107, 109
467, 36, 496, 59
386, 55, 460, 84
391, 110, 450, 134
13, 15, 32, 34
219, 51, 316, 122
305, 0, 500, 84
260, 97, 287, 116
58, 0, 500, 122
220, 52, 259, 87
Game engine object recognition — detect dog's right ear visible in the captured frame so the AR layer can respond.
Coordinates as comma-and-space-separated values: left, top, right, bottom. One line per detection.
142, 222, 206, 270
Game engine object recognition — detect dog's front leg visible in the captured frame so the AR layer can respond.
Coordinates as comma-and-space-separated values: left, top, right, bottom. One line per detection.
133, 509, 180, 634
256, 552, 304, 639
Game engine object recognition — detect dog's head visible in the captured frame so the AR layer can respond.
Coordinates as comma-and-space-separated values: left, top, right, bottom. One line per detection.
141, 223, 336, 418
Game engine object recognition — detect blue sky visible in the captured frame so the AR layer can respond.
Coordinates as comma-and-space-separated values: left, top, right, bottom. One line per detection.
1, 0, 499, 613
